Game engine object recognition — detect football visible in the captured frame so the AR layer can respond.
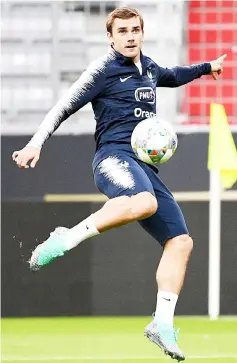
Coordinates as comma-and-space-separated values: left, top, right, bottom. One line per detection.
131, 117, 178, 165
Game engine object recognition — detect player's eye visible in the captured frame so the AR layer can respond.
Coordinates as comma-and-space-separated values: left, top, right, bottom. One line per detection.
133, 28, 140, 33
119, 29, 126, 34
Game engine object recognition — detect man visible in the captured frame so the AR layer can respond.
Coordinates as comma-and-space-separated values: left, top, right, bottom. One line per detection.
12, 7, 226, 362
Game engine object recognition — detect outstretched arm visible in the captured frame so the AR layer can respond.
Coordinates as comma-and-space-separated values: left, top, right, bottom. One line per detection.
12, 61, 107, 168
156, 54, 227, 88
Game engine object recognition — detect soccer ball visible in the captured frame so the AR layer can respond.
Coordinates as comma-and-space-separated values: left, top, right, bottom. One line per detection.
131, 117, 178, 165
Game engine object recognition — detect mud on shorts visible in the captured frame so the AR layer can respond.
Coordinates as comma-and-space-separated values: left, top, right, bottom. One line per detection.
93, 151, 189, 247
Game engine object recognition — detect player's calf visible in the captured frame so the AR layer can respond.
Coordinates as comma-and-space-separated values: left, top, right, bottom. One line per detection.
29, 192, 157, 271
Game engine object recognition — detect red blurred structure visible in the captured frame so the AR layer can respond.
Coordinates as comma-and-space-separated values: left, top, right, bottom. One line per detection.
185, 0, 237, 125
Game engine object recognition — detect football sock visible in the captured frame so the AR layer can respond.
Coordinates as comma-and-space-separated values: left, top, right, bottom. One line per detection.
154, 290, 178, 326
63, 214, 100, 250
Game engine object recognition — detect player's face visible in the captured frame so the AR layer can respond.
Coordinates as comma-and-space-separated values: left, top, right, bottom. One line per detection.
108, 17, 144, 62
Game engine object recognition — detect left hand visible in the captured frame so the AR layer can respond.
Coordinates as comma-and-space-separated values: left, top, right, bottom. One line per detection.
209, 54, 227, 80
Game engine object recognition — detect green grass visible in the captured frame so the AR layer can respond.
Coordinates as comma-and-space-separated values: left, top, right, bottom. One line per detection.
1, 317, 237, 363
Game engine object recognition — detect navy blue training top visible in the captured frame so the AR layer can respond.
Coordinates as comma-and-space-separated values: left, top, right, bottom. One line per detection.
27, 46, 211, 169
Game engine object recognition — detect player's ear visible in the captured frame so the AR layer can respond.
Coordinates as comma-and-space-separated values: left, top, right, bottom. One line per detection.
107, 31, 113, 45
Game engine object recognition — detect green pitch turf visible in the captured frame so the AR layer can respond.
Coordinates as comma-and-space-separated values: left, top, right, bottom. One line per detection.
1, 317, 237, 363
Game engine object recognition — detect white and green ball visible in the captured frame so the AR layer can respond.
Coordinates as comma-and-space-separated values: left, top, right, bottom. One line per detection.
131, 117, 178, 165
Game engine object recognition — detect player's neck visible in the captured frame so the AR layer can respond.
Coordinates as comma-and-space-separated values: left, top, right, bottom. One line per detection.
132, 54, 141, 63
111, 45, 141, 63
133, 58, 141, 64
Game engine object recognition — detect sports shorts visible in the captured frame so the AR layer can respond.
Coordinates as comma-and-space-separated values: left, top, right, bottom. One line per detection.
93, 150, 189, 247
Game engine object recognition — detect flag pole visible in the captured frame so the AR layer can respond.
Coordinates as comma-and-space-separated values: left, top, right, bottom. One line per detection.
208, 102, 237, 320
208, 169, 221, 320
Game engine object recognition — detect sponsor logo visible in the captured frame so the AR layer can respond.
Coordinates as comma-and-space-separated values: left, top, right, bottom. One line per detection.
120, 76, 132, 82
134, 108, 156, 118
135, 87, 155, 104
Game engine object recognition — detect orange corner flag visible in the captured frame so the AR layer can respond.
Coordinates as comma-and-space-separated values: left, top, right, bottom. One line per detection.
208, 103, 237, 189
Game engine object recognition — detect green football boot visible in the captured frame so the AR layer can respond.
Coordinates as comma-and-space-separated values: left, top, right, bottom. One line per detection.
144, 318, 185, 361
29, 227, 69, 271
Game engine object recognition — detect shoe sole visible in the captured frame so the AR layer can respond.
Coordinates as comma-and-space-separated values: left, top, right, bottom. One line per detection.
144, 329, 185, 362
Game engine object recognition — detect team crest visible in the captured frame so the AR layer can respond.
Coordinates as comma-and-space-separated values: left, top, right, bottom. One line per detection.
147, 70, 153, 80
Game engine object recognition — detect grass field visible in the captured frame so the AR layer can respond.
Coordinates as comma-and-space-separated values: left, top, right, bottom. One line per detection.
1, 317, 237, 363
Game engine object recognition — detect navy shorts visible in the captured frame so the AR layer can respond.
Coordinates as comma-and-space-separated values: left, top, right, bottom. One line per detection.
93, 152, 189, 247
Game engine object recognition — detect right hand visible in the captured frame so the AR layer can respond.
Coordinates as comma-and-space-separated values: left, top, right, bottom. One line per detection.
12, 146, 41, 169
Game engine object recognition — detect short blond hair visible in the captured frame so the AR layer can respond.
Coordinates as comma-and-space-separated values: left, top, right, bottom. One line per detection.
106, 7, 144, 34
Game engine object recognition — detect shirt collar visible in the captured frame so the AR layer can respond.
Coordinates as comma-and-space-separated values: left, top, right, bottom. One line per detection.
110, 45, 145, 66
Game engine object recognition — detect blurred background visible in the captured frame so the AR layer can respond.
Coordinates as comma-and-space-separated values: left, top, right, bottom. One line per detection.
1, 1, 237, 362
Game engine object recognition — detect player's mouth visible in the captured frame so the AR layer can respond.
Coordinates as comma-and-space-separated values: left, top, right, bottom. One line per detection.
125, 45, 136, 49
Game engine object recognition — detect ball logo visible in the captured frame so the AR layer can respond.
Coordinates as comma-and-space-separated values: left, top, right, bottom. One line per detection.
135, 87, 155, 104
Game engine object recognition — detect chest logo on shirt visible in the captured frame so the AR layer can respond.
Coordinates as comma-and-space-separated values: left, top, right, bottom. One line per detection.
120, 76, 132, 83
135, 87, 155, 105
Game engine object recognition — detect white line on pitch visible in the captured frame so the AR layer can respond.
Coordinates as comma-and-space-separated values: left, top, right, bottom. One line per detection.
2, 354, 237, 361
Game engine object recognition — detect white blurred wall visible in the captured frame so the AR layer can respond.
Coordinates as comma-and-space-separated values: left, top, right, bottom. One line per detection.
1, 1, 185, 135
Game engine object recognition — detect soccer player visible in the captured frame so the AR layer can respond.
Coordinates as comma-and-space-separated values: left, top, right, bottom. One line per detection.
12, 7, 226, 361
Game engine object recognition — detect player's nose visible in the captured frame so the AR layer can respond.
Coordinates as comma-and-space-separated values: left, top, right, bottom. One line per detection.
127, 32, 135, 41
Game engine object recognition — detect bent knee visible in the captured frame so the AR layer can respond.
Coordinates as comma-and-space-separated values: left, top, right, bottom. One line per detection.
131, 192, 158, 219
166, 234, 193, 254
104, 192, 157, 222
143, 193, 158, 217
117, 192, 158, 220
